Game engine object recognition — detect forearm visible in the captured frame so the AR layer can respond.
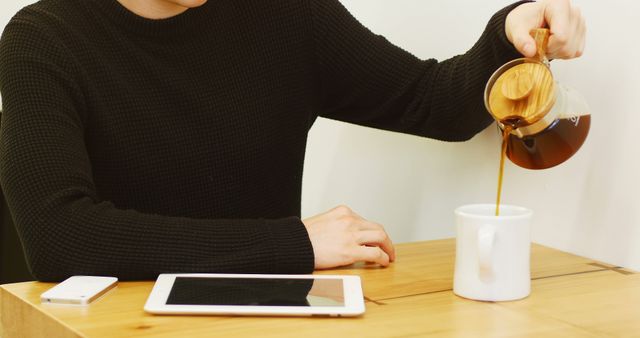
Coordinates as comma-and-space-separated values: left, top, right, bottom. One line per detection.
8, 193, 314, 281
311, 0, 529, 141
404, 1, 528, 141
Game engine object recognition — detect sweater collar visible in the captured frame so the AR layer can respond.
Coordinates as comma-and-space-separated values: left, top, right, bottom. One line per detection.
89, 0, 212, 39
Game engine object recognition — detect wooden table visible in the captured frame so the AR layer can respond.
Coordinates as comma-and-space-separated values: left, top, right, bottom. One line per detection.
1, 239, 638, 338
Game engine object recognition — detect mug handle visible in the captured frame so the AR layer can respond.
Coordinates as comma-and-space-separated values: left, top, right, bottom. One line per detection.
478, 226, 496, 278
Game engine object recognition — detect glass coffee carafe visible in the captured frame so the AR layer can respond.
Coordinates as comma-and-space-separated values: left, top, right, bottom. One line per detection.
484, 28, 590, 170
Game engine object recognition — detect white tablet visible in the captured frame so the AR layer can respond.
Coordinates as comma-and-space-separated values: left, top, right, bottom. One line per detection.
144, 273, 365, 317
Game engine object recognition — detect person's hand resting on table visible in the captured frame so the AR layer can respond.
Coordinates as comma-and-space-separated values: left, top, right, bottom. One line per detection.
303, 206, 396, 270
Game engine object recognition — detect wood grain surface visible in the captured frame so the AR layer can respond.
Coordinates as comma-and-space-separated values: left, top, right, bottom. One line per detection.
1, 239, 636, 338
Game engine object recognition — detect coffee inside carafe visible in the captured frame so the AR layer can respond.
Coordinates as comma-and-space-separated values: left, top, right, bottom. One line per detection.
486, 29, 590, 215
505, 114, 590, 169
487, 29, 590, 170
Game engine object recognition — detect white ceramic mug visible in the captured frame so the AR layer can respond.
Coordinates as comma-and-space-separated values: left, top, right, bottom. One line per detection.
453, 204, 533, 301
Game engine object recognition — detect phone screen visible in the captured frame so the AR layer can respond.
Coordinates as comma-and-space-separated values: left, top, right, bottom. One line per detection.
166, 277, 345, 307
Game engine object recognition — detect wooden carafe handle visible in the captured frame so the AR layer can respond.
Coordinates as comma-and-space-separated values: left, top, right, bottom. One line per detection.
500, 28, 552, 101
530, 28, 550, 63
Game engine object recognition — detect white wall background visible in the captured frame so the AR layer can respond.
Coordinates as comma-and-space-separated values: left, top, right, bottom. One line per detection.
1, 1, 638, 270
304, 0, 640, 271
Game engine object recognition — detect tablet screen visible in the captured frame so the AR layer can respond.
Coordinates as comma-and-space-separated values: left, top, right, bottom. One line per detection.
166, 277, 345, 307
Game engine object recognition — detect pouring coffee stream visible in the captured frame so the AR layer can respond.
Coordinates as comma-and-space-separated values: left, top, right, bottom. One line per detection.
486, 28, 591, 215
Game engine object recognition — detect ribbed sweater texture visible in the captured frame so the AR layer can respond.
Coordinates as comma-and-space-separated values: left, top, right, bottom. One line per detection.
0, 0, 523, 281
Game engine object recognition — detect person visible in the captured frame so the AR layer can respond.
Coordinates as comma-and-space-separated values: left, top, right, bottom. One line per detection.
0, 0, 585, 282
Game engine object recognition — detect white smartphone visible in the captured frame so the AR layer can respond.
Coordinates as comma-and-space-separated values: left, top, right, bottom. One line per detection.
144, 273, 365, 317
41, 276, 118, 305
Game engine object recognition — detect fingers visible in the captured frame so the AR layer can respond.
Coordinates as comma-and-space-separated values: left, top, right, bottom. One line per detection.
576, 17, 586, 57
354, 246, 391, 267
356, 230, 396, 262
513, 32, 537, 58
545, 0, 586, 59
305, 205, 396, 269
505, 2, 544, 57
545, 0, 572, 45
506, 0, 586, 60
506, 5, 540, 57
343, 210, 396, 262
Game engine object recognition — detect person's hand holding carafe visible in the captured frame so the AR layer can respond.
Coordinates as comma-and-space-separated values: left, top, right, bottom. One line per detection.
506, 0, 586, 60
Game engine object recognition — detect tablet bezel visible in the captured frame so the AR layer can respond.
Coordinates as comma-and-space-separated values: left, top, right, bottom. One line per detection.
143, 273, 365, 317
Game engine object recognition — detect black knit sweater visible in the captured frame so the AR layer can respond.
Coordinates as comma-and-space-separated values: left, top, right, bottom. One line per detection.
0, 0, 523, 281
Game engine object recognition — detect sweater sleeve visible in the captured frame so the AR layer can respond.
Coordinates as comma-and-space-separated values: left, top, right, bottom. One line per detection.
0, 18, 314, 282
309, 0, 527, 141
